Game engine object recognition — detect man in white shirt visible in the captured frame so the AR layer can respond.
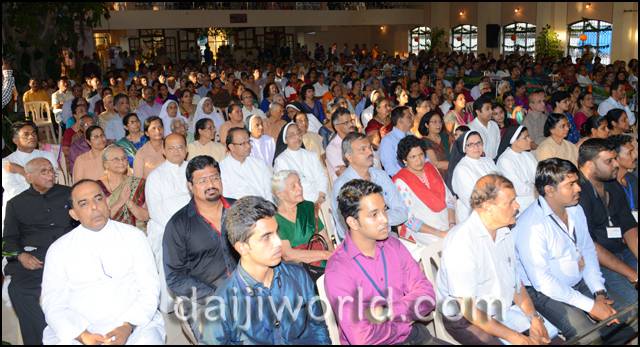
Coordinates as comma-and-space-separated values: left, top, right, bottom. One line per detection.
2, 121, 58, 227
438, 174, 556, 344
514, 158, 636, 343
240, 90, 265, 122
220, 127, 273, 201
470, 77, 492, 101
41, 179, 165, 345
145, 133, 191, 313
104, 94, 130, 141
469, 96, 501, 160
597, 80, 636, 125
51, 77, 73, 123
135, 86, 162, 125
326, 108, 356, 182
313, 73, 329, 98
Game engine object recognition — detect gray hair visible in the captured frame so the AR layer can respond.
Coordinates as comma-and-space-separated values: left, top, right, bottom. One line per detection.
171, 118, 187, 131
341, 131, 367, 165
271, 170, 299, 206
102, 144, 125, 168
24, 157, 52, 174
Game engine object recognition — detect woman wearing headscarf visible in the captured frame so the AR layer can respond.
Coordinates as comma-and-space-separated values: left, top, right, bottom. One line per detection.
496, 125, 538, 212
448, 130, 499, 223
158, 99, 188, 137
246, 113, 276, 168
273, 122, 328, 205
189, 97, 225, 141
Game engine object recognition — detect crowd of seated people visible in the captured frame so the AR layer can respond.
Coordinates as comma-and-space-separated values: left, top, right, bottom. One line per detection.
1, 42, 638, 345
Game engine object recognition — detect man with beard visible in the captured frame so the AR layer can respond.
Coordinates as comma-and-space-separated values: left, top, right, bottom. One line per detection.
578, 139, 638, 310
163, 155, 238, 341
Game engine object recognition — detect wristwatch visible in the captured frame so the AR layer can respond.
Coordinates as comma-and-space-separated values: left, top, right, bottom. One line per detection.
593, 290, 608, 299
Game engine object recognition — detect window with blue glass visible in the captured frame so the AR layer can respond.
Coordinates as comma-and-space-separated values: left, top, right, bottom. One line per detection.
503, 22, 536, 55
568, 19, 612, 65
409, 26, 431, 55
451, 25, 477, 53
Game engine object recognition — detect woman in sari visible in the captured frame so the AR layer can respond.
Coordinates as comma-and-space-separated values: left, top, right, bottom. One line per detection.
115, 113, 147, 168
272, 170, 334, 268
98, 144, 149, 231
392, 135, 457, 246
418, 110, 452, 177
133, 116, 165, 179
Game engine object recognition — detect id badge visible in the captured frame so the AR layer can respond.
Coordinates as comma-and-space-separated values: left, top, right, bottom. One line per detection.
606, 227, 622, 239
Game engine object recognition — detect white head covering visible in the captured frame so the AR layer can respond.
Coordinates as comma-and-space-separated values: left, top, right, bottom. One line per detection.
462, 130, 476, 154
282, 122, 295, 144
246, 114, 260, 134
509, 125, 525, 145
158, 99, 187, 136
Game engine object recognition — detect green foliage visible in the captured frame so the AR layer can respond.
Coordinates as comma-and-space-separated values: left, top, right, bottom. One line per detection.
535, 24, 564, 60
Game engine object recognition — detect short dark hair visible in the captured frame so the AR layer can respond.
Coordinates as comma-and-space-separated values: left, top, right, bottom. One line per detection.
578, 138, 615, 168
605, 108, 626, 130
608, 134, 634, 154
300, 84, 314, 98
472, 95, 492, 115
337, 179, 383, 224
144, 116, 163, 134
186, 155, 220, 183
226, 127, 249, 149
397, 135, 428, 166
514, 80, 526, 89
580, 115, 607, 137
331, 107, 351, 127
535, 158, 579, 196
550, 91, 569, 109
71, 97, 86, 115
341, 131, 367, 164
418, 111, 441, 137
225, 196, 277, 245
113, 93, 129, 107
68, 179, 100, 208
470, 174, 515, 210
85, 125, 103, 142
543, 113, 567, 137
122, 113, 140, 136
11, 121, 37, 139
390, 106, 409, 127
194, 118, 213, 141
610, 79, 622, 92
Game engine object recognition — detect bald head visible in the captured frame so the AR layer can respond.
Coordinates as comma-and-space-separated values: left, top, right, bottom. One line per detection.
25, 158, 55, 193
163, 133, 187, 165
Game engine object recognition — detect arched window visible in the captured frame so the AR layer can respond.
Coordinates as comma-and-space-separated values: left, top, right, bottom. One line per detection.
503, 22, 536, 55
568, 19, 612, 64
408, 26, 431, 55
451, 25, 478, 53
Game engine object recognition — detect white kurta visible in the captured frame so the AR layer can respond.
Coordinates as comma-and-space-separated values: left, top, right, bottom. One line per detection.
452, 156, 499, 224
249, 135, 276, 168
145, 160, 191, 313
273, 148, 328, 203
497, 148, 538, 212
468, 118, 501, 160
41, 220, 165, 345
2, 149, 58, 229
360, 105, 374, 128
220, 156, 273, 202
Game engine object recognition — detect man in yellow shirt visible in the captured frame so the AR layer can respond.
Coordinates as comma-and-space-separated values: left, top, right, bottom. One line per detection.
22, 79, 51, 107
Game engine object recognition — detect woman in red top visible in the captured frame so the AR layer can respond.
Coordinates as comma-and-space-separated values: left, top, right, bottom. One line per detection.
365, 97, 392, 148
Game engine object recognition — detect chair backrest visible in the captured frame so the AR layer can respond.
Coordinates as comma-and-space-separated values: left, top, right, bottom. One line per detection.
175, 297, 198, 345
319, 198, 340, 249
316, 274, 341, 345
24, 101, 52, 125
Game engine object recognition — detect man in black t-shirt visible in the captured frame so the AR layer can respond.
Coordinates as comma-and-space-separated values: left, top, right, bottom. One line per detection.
578, 138, 638, 310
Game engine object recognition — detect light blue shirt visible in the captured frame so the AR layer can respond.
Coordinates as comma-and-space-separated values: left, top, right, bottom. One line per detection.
104, 115, 126, 141
513, 197, 605, 313
331, 166, 408, 240
379, 127, 406, 177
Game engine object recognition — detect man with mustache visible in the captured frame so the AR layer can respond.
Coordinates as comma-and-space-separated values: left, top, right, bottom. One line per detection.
331, 132, 407, 241
201, 196, 330, 345
515, 158, 635, 343
163, 155, 238, 341
577, 138, 637, 310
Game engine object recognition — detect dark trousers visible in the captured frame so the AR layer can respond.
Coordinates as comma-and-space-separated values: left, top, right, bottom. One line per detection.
526, 280, 637, 344
401, 323, 451, 345
443, 315, 502, 345
8, 269, 46, 345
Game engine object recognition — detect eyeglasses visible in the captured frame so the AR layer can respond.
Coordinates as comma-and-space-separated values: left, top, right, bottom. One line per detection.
466, 140, 484, 148
194, 175, 221, 185
334, 119, 354, 126
19, 132, 38, 139
106, 156, 128, 163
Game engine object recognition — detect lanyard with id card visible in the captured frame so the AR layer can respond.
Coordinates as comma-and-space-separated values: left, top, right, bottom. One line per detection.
540, 200, 585, 272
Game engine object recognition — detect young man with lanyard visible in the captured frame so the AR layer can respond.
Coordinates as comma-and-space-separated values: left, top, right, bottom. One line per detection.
515, 158, 636, 344
200, 196, 330, 345
325, 179, 443, 345
163, 155, 238, 341
577, 138, 638, 310
609, 134, 638, 221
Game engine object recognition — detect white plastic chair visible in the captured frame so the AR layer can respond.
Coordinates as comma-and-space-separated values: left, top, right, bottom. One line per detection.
24, 101, 59, 144
174, 296, 198, 345
319, 198, 340, 248
316, 274, 341, 345
419, 240, 460, 345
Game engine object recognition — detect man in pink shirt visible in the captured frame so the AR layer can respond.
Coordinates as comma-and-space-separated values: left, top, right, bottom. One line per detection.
325, 179, 443, 345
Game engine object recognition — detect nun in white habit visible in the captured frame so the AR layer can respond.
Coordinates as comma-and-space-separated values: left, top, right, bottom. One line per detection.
496, 125, 538, 212
448, 130, 499, 224
246, 114, 276, 168
158, 99, 189, 137
189, 97, 225, 141
273, 122, 328, 204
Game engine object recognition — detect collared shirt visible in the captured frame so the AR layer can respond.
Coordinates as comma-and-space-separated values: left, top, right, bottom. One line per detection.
324, 232, 436, 345
3, 185, 74, 273
331, 166, 408, 240
201, 262, 330, 345
468, 118, 501, 160
220, 155, 273, 202
379, 127, 407, 177
522, 110, 547, 146
597, 96, 636, 125
514, 197, 605, 313
437, 211, 518, 322
578, 178, 637, 254
163, 198, 238, 302
326, 134, 345, 183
